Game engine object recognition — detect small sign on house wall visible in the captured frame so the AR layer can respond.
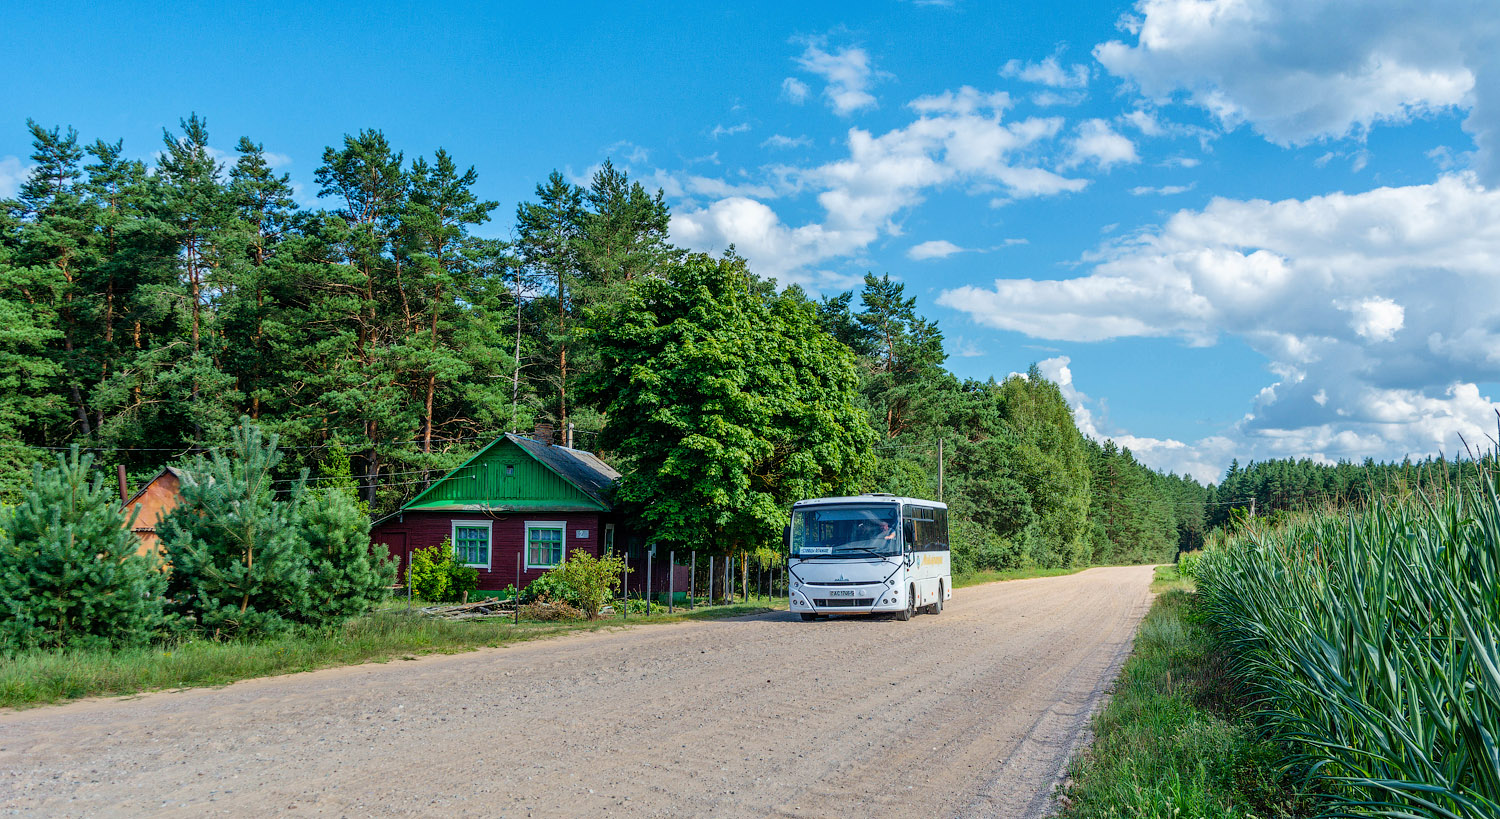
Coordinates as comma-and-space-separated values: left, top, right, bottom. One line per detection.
576, 529, 589, 539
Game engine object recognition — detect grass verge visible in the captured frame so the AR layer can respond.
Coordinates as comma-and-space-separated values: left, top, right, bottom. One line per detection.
1056, 567, 1309, 819
0, 600, 779, 710
952, 565, 1089, 588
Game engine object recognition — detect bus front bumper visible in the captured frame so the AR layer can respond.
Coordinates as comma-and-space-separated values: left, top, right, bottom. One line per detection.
790, 586, 904, 615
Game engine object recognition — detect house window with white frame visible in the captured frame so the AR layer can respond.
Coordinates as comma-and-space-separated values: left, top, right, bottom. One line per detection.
452, 520, 492, 568
526, 521, 565, 569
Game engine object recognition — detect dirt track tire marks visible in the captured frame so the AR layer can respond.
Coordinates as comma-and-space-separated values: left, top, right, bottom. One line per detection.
0, 565, 1154, 818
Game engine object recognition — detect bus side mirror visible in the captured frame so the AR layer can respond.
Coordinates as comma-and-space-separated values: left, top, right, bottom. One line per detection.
903, 520, 915, 547
783, 525, 792, 551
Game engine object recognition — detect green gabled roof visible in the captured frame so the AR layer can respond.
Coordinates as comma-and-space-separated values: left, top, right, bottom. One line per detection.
401, 433, 619, 513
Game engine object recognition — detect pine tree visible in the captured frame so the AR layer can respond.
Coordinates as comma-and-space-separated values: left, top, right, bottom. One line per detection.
221, 136, 299, 422
159, 421, 311, 637
156, 114, 240, 440
0, 447, 168, 650
298, 486, 394, 625
515, 172, 584, 431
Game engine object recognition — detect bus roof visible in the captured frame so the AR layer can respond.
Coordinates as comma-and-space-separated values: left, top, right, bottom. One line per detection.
791, 494, 948, 510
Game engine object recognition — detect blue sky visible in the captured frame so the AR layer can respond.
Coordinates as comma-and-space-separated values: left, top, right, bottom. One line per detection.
4, 0, 1498, 483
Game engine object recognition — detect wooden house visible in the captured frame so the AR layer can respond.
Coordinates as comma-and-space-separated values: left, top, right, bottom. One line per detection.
371, 429, 672, 594
120, 467, 187, 558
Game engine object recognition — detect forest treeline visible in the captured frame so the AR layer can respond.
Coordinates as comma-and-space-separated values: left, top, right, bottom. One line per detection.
0, 115, 1451, 570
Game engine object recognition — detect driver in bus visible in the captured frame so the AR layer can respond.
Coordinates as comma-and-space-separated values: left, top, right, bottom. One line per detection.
854, 518, 898, 549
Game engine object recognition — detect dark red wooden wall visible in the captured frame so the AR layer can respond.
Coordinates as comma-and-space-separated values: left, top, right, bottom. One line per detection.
373, 510, 604, 591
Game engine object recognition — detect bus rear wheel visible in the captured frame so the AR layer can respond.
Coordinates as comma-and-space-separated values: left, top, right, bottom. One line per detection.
931, 583, 943, 615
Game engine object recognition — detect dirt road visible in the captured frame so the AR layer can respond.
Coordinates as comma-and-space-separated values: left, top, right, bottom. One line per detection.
0, 565, 1154, 818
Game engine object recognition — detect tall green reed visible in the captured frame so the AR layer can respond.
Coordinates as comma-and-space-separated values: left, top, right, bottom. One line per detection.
1197, 471, 1500, 819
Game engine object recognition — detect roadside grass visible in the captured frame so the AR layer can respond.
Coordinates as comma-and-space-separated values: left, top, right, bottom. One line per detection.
1057, 572, 1311, 819
1150, 562, 1194, 593
952, 565, 1088, 588
0, 600, 779, 709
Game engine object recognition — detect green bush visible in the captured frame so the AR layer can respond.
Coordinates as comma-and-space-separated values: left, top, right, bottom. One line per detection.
548, 549, 628, 619
520, 570, 581, 605
447, 556, 478, 601
405, 539, 478, 603
1175, 549, 1203, 579
950, 517, 1027, 574
406, 543, 450, 602
0, 447, 170, 651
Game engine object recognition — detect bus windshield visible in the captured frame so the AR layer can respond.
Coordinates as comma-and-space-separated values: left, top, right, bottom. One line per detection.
790, 504, 901, 558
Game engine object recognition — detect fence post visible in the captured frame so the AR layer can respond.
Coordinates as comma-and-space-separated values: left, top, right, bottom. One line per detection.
690, 551, 696, 609
668, 550, 675, 614
646, 550, 653, 617
514, 553, 521, 625
623, 552, 629, 620
708, 556, 714, 607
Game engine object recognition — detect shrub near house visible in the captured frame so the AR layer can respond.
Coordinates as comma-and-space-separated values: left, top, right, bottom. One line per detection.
372, 428, 666, 597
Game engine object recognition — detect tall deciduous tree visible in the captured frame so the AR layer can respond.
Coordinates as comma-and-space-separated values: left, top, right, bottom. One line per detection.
588, 253, 875, 556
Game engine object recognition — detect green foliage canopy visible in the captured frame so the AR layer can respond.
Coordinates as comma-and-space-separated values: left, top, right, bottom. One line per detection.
588, 253, 875, 555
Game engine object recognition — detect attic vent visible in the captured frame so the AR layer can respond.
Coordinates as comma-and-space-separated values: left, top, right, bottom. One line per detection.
505, 464, 515, 476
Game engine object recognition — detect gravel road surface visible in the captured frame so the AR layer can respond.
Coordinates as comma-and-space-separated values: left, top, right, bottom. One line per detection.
0, 564, 1155, 818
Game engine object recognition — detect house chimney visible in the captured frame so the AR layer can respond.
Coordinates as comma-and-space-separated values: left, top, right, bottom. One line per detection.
534, 421, 554, 445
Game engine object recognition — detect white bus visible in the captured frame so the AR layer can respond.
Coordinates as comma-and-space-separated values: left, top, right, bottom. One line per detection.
784, 493, 951, 621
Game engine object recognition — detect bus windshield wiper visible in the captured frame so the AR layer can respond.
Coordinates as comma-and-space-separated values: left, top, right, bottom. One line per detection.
829, 547, 895, 560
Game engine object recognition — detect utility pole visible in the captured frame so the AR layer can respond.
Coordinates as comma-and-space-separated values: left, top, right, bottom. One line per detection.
938, 437, 944, 502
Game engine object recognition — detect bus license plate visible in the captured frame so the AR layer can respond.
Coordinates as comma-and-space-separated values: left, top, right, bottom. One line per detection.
828, 589, 857, 597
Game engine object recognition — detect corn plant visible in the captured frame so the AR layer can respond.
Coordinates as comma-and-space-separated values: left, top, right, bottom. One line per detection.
1197, 469, 1500, 819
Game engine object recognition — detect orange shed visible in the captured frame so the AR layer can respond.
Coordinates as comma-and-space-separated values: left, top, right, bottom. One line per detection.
121, 467, 187, 558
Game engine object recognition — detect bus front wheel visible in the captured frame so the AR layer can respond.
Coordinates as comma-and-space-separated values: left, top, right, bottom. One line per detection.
896, 587, 915, 621
800, 613, 818, 621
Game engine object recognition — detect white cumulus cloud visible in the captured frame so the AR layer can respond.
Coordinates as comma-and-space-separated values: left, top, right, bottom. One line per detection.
1033, 356, 1234, 482
939, 174, 1500, 472
1130, 183, 1194, 196
794, 41, 887, 116
909, 239, 965, 260
1001, 56, 1091, 89
1343, 296, 1405, 342
1095, 0, 1500, 182
1067, 119, 1139, 169
781, 77, 811, 105
710, 123, 751, 139
0, 156, 30, 198
762, 134, 813, 149
671, 86, 1086, 285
